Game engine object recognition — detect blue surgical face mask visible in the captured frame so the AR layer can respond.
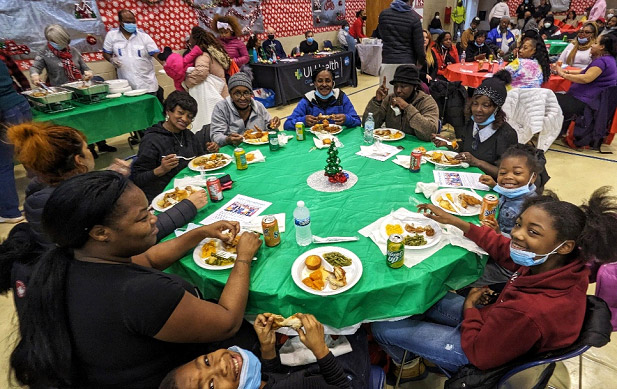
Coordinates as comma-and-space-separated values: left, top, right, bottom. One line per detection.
471, 112, 496, 126
315, 90, 334, 99
49, 42, 65, 50
228, 346, 262, 389
510, 241, 566, 267
344, 26, 350, 31
493, 174, 535, 198
307, 37, 314, 44
122, 23, 137, 33
475, 41, 484, 47
578, 37, 589, 44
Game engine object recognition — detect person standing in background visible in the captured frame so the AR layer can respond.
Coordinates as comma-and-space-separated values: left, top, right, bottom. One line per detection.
374, 0, 425, 92
350, 9, 367, 41
452, 1, 466, 41
489, 0, 511, 30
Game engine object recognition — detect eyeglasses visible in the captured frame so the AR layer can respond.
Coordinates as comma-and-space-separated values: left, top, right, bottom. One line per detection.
232, 91, 253, 99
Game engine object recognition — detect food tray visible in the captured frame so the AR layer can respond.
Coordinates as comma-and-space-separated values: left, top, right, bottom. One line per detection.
22, 87, 73, 104
62, 81, 109, 96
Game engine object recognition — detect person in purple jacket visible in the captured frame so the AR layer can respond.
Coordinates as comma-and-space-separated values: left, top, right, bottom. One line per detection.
553, 34, 617, 132
283, 67, 361, 131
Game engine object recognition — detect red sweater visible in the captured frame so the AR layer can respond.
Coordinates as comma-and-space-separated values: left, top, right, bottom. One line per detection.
350, 17, 367, 39
432, 45, 459, 76
461, 225, 589, 370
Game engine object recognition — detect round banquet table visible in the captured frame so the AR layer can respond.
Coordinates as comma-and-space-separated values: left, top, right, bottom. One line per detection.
164, 128, 487, 330
443, 62, 573, 92
545, 40, 570, 55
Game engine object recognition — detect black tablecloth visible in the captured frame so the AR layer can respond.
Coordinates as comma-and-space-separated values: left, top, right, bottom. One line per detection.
250, 51, 357, 106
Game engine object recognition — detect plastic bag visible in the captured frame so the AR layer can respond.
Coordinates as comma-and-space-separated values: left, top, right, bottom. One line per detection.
253, 88, 275, 108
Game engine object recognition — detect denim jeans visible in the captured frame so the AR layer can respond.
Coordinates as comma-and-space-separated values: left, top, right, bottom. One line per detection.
429, 28, 445, 35
372, 292, 470, 372
0, 99, 32, 218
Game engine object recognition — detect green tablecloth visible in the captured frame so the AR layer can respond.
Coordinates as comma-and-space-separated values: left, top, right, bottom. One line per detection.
32, 95, 164, 144
165, 129, 487, 329
546, 40, 569, 55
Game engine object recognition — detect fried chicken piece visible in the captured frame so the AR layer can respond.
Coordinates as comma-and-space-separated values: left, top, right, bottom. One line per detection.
267, 313, 303, 330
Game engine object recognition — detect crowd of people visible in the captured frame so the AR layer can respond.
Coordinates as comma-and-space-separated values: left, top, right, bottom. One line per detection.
1, 1, 617, 388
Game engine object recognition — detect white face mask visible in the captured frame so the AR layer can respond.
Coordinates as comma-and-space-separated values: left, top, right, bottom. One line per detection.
435, 15, 440, 19
544, 22, 552, 28
608, 14, 615, 19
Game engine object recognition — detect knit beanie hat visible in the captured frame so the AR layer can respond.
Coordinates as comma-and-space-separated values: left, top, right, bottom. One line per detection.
474, 76, 508, 107
228, 72, 252, 92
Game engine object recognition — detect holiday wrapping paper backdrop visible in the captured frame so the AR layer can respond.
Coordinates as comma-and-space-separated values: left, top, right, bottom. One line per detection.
507, 0, 596, 15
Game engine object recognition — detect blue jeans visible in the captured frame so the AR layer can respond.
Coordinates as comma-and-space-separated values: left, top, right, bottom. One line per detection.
0, 99, 32, 218
429, 28, 445, 35
372, 293, 470, 372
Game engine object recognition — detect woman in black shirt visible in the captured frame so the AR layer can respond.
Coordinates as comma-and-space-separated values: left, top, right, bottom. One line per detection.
465, 30, 494, 61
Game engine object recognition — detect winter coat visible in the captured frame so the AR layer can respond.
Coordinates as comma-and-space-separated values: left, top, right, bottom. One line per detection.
164, 45, 203, 91
284, 89, 361, 131
210, 97, 272, 146
428, 79, 468, 138
374, 7, 425, 65
465, 43, 494, 61
184, 52, 229, 97
432, 45, 459, 76
461, 225, 589, 370
220, 37, 250, 67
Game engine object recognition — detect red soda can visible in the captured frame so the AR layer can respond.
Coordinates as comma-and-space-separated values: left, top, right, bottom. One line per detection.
206, 177, 223, 202
410, 148, 422, 173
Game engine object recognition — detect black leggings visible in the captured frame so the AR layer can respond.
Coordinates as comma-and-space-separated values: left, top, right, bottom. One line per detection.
556, 93, 588, 133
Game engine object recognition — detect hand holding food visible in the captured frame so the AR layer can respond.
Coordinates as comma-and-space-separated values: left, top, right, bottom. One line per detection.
332, 113, 346, 125
187, 189, 208, 209
295, 313, 330, 360
155, 154, 179, 176
479, 174, 497, 188
269, 117, 281, 129
375, 76, 388, 103
481, 217, 500, 233
305, 114, 319, 126
235, 232, 263, 261
464, 287, 492, 309
455, 152, 477, 166
202, 221, 241, 243
227, 133, 244, 146
265, 313, 303, 330
31, 74, 41, 85
391, 96, 409, 110
254, 314, 276, 359
417, 203, 461, 226
205, 142, 220, 153
431, 133, 449, 148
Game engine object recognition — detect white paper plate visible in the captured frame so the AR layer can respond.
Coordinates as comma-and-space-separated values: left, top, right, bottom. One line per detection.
188, 153, 233, 172
151, 186, 202, 212
378, 215, 442, 250
105, 79, 130, 88
123, 89, 148, 97
310, 123, 343, 135
431, 188, 483, 216
374, 128, 405, 141
243, 138, 269, 145
246, 150, 265, 164
109, 86, 132, 94
291, 246, 362, 296
423, 150, 464, 168
193, 233, 256, 270
106, 93, 122, 99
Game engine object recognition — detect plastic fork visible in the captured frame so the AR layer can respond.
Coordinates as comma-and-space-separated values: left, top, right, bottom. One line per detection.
162, 155, 195, 161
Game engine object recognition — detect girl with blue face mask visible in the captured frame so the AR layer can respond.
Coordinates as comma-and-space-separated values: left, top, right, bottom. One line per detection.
370, 187, 617, 373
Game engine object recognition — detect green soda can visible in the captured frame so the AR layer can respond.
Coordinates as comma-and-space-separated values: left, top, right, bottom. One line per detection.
386, 234, 405, 269
268, 131, 279, 151
295, 122, 305, 141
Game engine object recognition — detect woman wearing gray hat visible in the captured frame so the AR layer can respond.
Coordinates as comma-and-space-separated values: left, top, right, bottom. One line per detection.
432, 72, 518, 178
210, 72, 280, 146
362, 64, 439, 141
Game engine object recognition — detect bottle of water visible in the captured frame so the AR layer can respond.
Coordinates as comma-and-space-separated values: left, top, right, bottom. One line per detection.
460, 50, 466, 64
294, 200, 312, 246
364, 113, 375, 145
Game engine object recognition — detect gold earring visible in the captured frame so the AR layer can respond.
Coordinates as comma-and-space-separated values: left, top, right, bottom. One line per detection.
188, 123, 193, 130
165, 115, 169, 121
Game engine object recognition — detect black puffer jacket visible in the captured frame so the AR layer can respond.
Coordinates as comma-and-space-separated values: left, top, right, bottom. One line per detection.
375, 7, 425, 65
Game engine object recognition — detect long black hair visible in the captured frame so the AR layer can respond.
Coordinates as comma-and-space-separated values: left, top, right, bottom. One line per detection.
521, 187, 617, 263
10, 171, 130, 387
523, 34, 551, 83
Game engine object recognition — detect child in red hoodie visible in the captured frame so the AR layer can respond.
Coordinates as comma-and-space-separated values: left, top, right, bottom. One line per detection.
372, 187, 617, 373
158, 45, 203, 91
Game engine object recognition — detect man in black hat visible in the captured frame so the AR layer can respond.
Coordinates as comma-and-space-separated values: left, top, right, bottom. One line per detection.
362, 65, 439, 141
461, 17, 482, 51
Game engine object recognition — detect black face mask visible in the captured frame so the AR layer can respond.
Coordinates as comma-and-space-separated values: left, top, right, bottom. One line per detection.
361, 15, 367, 20
267, 34, 275, 40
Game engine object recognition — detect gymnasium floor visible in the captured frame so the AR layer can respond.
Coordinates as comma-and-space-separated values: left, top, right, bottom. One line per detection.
1, 72, 616, 388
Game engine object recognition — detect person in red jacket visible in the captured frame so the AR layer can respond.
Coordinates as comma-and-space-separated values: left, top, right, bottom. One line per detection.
350, 9, 367, 41
372, 187, 617, 373
432, 31, 459, 77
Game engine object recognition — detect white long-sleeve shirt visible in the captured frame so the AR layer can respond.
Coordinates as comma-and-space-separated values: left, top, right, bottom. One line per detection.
558, 43, 593, 69
489, 2, 510, 21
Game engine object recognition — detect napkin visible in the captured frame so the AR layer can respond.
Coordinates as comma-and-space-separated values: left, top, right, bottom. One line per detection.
359, 207, 486, 268
356, 143, 401, 162
313, 133, 343, 149
277, 133, 293, 146
246, 149, 266, 164
279, 335, 352, 366
174, 222, 202, 237
173, 176, 209, 188
392, 155, 427, 169
242, 213, 286, 233
415, 182, 439, 198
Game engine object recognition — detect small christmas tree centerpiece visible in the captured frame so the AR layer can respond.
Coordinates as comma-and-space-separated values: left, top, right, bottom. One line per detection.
324, 142, 348, 183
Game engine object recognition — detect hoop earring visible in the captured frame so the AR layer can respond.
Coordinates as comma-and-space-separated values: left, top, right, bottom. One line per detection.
187, 123, 193, 130
165, 115, 169, 121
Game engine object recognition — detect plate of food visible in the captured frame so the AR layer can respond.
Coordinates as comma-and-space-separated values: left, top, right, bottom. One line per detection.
151, 186, 202, 212
243, 127, 269, 145
193, 232, 255, 270
189, 153, 233, 172
430, 189, 483, 216
310, 120, 343, 135
379, 216, 442, 249
374, 128, 405, 141
423, 150, 462, 167
291, 246, 362, 296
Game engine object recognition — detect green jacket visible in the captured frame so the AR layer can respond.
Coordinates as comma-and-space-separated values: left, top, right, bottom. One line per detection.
453, 6, 466, 24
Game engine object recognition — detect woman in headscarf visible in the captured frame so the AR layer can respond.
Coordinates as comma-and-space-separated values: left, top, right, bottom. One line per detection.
29, 24, 115, 157
558, 22, 599, 69
213, 15, 250, 68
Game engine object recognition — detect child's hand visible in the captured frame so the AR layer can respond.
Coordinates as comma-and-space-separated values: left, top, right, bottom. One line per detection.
481, 218, 501, 234
254, 314, 276, 359
417, 204, 459, 225
479, 174, 496, 188
295, 313, 329, 360
464, 287, 492, 309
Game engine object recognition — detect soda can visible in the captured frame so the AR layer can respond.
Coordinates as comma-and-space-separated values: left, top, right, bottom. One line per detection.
268, 131, 279, 151
234, 147, 248, 170
295, 122, 305, 141
386, 234, 405, 269
479, 194, 499, 221
206, 177, 223, 202
262, 215, 281, 247
409, 148, 422, 173
488, 54, 494, 63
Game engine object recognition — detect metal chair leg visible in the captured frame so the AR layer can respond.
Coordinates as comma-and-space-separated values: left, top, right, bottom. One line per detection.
395, 350, 408, 389
579, 354, 583, 388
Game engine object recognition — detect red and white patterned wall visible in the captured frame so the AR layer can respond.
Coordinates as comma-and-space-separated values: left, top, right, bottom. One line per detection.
507, 0, 596, 15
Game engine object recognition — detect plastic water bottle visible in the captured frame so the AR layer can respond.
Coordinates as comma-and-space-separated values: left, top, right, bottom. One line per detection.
294, 200, 312, 246
364, 113, 375, 145
461, 50, 466, 64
